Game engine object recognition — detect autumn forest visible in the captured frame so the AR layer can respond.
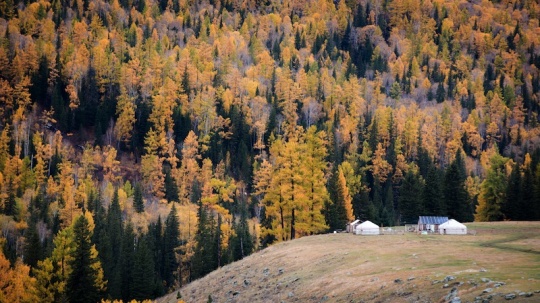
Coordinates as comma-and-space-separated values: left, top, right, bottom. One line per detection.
1, 0, 540, 301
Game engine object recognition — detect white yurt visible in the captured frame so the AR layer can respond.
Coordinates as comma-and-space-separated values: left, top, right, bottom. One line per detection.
355, 220, 380, 235
438, 219, 467, 235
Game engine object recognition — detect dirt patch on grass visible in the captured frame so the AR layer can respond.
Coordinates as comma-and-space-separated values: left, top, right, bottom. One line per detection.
157, 222, 540, 303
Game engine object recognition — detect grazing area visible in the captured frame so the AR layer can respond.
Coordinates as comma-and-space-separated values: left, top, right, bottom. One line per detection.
158, 222, 540, 303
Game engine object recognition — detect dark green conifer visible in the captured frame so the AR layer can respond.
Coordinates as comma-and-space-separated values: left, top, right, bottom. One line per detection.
133, 183, 144, 213
399, 171, 424, 224
132, 235, 155, 300
444, 151, 471, 221
163, 204, 180, 288
423, 166, 445, 215
120, 222, 135, 301
67, 215, 104, 303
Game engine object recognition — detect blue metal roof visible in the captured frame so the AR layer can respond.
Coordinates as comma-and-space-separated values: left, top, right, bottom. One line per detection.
418, 216, 449, 225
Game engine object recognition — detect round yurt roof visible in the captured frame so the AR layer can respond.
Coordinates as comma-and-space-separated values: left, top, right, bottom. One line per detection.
439, 219, 466, 229
358, 220, 379, 229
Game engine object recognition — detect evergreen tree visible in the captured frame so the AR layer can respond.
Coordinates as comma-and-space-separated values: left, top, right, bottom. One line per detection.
444, 151, 471, 221
436, 82, 446, 103
533, 164, 540, 220
163, 204, 180, 288
230, 201, 254, 262
104, 189, 123, 298
67, 215, 105, 303
399, 171, 424, 224
380, 181, 395, 227
132, 235, 155, 300
326, 168, 353, 230
475, 154, 509, 221
503, 163, 522, 220
133, 182, 145, 213
92, 195, 107, 259
192, 204, 218, 279
422, 166, 445, 215
148, 217, 165, 296
521, 167, 535, 220
120, 222, 135, 301
370, 181, 383, 225
259, 204, 276, 247
24, 221, 43, 268
164, 168, 179, 202
4, 181, 18, 218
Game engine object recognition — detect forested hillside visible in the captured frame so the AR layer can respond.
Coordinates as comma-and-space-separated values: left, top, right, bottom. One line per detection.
1, 0, 540, 301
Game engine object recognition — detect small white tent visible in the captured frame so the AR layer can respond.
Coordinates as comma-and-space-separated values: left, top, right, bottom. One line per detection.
355, 221, 380, 235
438, 219, 467, 235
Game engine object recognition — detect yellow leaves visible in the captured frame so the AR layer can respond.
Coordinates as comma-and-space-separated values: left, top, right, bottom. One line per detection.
0, 79, 14, 121
143, 128, 161, 155
253, 159, 273, 198
102, 146, 120, 184
141, 153, 165, 200
221, 88, 234, 113
441, 18, 455, 34
371, 143, 393, 184
114, 89, 136, 143
118, 188, 128, 211
241, 78, 260, 99
72, 21, 90, 46
486, 121, 500, 148
336, 167, 353, 222
445, 132, 463, 164
191, 86, 218, 137
57, 161, 81, 228
90, 244, 107, 292
200, 158, 237, 213
0, 255, 37, 303
32, 131, 50, 187
259, 127, 329, 240
462, 120, 484, 157
65, 80, 79, 110
0, 127, 10, 171
33, 258, 57, 303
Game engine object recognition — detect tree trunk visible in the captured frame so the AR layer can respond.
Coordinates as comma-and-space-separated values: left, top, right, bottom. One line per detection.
291, 208, 295, 240
279, 205, 285, 241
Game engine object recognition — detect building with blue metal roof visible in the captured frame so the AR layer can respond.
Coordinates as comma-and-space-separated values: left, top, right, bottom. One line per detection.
417, 216, 449, 233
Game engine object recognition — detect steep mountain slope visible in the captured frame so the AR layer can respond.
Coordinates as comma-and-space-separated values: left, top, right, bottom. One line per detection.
158, 222, 540, 303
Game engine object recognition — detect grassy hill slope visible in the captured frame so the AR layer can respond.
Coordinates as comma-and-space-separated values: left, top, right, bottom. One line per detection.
158, 222, 540, 303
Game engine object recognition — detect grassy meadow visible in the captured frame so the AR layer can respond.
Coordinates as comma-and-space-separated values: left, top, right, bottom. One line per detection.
158, 222, 540, 303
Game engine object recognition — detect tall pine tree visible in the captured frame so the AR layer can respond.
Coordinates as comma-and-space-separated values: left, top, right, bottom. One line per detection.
133, 183, 145, 213
104, 188, 123, 298
66, 215, 106, 303
399, 171, 424, 224
476, 153, 509, 221
229, 201, 254, 262
120, 221, 135, 301
132, 234, 156, 300
444, 151, 471, 221
422, 166, 445, 215
163, 204, 180, 288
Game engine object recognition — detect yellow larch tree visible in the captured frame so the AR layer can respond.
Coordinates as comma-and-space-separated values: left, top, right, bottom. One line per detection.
371, 143, 393, 184
0, 248, 37, 303
57, 161, 81, 228
296, 127, 329, 236
175, 131, 201, 204
114, 86, 136, 146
